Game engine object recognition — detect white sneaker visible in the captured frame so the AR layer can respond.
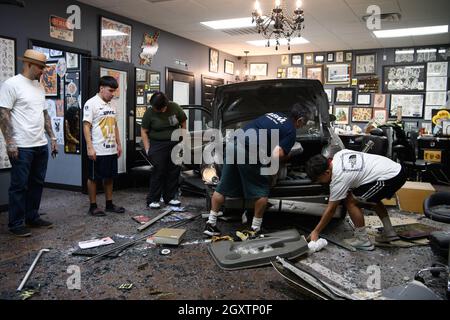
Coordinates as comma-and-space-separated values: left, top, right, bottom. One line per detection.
149, 202, 161, 209
343, 228, 375, 251
168, 199, 181, 206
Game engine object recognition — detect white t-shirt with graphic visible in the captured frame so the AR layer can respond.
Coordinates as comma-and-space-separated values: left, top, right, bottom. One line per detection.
0, 74, 48, 147
329, 149, 401, 202
83, 94, 118, 156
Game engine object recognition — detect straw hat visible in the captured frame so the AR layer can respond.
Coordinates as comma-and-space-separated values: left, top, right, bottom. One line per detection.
18, 49, 48, 67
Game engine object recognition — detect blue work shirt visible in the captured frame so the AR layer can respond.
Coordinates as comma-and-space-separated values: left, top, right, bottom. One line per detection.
243, 112, 297, 155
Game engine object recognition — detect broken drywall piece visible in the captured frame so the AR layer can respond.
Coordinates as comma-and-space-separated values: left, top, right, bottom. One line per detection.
78, 237, 115, 249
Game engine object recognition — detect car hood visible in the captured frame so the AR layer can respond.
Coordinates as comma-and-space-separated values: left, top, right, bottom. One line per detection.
213, 79, 330, 130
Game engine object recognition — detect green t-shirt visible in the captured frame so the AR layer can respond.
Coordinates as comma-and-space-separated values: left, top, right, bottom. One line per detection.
141, 101, 187, 141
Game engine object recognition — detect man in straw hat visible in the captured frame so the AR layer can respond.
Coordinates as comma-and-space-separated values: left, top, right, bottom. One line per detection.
0, 49, 57, 237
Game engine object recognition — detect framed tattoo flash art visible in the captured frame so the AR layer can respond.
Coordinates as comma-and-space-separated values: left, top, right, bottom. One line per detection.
325, 64, 351, 84
100, 17, 132, 63
291, 54, 302, 66
357, 93, 372, 106
373, 108, 387, 124
249, 63, 268, 76
0, 35, 16, 85
382, 64, 426, 93
334, 106, 349, 125
209, 48, 219, 73
334, 87, 355, 105
389, 93, 424, 118
41, 63, 58, 96
224, 59, 234, 75
355, 53, 376, 75
352, 107, 373, 122
305, 65, 323, 83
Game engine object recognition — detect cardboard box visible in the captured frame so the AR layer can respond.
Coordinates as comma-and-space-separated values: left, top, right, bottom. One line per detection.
382, 197, 397, 207
396, 181, 435, 214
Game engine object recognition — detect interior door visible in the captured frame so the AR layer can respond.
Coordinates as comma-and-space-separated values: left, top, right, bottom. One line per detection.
201, 75, 224, 110
165, 68, 195, 105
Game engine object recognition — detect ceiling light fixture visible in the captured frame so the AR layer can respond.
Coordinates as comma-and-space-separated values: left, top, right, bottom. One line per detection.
252, 0, 305, 50
373, 25, 448, 38
201, 17, 267, 30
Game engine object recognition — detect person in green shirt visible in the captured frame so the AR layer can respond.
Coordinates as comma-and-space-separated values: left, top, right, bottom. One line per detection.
141, 92, 187, 209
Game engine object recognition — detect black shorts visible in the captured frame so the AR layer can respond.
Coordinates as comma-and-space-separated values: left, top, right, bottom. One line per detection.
88, 154, 118, 181
352, 168, 407, 203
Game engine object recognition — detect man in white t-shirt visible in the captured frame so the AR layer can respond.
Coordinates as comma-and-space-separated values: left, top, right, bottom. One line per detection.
306, 150, 407, 251
0, 49, 58, 237
83, 76, 125, 216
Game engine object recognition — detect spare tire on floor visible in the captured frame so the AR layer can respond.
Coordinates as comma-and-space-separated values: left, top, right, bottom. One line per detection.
424, 192, 450, 224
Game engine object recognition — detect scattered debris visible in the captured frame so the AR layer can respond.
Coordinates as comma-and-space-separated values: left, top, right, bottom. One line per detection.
78, 237, 115, 249
132, 215, 151, 224
17, 249, 50, 292
308, 239, 328, 253
159, 249, 171, 256
211, 235, 234, 242
118, 283, 133, 290
138, 208, 173, 232
19, 287, 40, 300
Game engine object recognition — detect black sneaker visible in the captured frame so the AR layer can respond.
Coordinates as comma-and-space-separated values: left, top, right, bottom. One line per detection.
10, 226, 32, 237
105, 204, 125, 213
26, 218, 53, 228
203, 223, 221, 236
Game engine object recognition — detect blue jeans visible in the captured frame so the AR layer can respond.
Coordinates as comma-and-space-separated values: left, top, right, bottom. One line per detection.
8, 145, 48, 230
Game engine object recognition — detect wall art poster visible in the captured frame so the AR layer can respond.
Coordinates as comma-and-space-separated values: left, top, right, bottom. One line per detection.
426, 77, 447, 91
373, 108, 387, 124
281, 54, 290, 66
287, 66, 303, 78
249, 63, 268, 76
101, 17, 132, 63
305, 66, 322, 82
0, 36, 16, 85
326, 64, 350, 84
383, 64, 426, 92
66, 52, 79, 69
56, 99, 64, 117
395, 49, 414, 63
427, 62, 448, 77
417, 50, 436, 63
355, 53, 376, 75
334, 88, 355, 104
426, 91, 447, 106
389, 94, 424, 118
209, 48, 219, 73
373, 94, 386, 109
224, 60, 234, 75
52, 116, 64, 145
352, 107, 373, 122
41, 63, 58, 96
334, 106, 349, 125
336, 51, 344, 63
49, 15, 74, 43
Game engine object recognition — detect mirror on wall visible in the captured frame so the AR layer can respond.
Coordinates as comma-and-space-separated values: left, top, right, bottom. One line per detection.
135, 68, 160, 146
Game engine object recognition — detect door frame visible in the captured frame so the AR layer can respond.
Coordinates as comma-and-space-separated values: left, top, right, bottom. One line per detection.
165, 67, 195, 104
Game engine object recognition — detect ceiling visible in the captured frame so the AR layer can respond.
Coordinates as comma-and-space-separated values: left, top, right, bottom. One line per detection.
78, 0, 450, 56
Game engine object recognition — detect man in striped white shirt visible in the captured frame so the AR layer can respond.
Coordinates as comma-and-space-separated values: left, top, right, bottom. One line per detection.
306, 150, 407, 251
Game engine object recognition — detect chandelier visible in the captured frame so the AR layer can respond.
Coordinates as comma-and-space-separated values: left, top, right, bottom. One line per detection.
252, 0, 305, 50
235, 51, 255, 82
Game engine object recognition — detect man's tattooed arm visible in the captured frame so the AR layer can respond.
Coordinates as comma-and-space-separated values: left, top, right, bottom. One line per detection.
43, 110, 56, 139
0, 107, 18, 160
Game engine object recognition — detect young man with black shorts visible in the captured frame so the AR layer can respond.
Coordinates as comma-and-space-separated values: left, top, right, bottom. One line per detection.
83, 76, 125, 216
306, 150, 407, 251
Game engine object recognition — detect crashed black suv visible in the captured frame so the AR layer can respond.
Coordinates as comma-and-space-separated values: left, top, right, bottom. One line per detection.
200, 79, 345, 218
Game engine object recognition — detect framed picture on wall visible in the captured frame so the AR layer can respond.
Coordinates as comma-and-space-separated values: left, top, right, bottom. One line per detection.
373, 108, 387, 124
0, 35, 15, 170
287, 66, 303, 78
373, 93, 387, 109
403, 121, 420, 133
325, 64, 351, 84
345, 52, 353, 62
49, 49, 63, 58
351, 107, 373, 122
281, 54, 290, 66
389, 93, 424, 118
305, 65, 323, 83
249, 63, 268, 76
336, 51, 344, 63
66, 52, 79, 69
100, 17, 132, 63
304, 53, 313, 65
291, 54, 302, 66
0, 35, 16, 85
427, 62, 448, 77
41, 63, 58, 96
314, 54, 325, 63
136, 68, 147, 82
395, 49, 415, 63
357, 93, 372, 106
334, 87, 355, 105
334, 106, 349, 125
224, 59, 234, 75
416, 48, 437, 63
355, 53, 376, 75
209, 48, 219, 73
327, 52, 334, 62
382, 64, 426, 93
324, 88, 333, 103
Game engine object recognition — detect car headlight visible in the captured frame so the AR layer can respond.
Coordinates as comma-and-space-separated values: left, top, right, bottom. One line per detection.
202, 165, 219, 185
